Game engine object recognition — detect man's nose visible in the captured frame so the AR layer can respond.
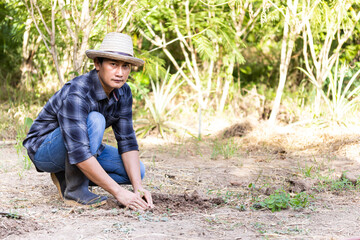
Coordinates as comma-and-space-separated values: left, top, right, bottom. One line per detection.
115, 66, 124, 76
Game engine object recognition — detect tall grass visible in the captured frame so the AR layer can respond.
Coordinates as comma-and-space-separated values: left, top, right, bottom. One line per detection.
135, 66, 185, 138
14, 117, 33, 170
300, 57, 360, 125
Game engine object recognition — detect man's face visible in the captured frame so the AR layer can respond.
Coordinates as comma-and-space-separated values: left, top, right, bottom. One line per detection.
94, 58, 131, 96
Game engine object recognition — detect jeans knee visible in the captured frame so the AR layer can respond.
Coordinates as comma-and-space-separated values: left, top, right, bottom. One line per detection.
87, 112, 106, 130
87, 112, 106, 155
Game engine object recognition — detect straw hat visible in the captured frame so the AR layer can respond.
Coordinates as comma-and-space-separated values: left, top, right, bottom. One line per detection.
86, 32, 144, 66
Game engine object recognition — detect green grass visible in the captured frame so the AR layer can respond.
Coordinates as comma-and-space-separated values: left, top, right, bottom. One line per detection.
14, 117, 33, 170
316, 175, 358, 192
211, 138, 239, 160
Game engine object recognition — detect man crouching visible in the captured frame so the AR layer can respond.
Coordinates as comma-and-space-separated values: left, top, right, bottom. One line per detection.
23, 32, 154, 210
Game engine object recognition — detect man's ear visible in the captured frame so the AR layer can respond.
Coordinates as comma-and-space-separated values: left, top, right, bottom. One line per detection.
94, 58, 101, 70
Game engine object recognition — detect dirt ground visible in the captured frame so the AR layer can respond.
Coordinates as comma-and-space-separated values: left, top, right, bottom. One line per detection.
2, 125, 360, 240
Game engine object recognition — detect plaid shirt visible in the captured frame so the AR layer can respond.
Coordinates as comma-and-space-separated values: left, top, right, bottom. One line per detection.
23, 69, 138, 165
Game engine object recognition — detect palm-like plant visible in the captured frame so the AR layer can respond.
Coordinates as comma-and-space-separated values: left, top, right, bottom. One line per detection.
300, 57, 360, 125
135, 66, 185, 138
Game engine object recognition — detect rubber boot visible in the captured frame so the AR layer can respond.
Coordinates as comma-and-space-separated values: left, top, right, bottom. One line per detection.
51, 171, 66, 199
64, 156, 107, 208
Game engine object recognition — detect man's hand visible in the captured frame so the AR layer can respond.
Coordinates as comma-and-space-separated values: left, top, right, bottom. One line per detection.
121, 151, 154, 210
77, 156, 152, 211
135, 187, 154, 209
114, 187, 152, 211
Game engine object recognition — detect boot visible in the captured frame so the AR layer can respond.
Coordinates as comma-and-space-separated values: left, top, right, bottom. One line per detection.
64, 156, 107, 208
51, 171, 66, 199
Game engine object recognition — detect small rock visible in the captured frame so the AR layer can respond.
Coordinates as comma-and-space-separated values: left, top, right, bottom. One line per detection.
341, 172, 359, 185
288, 178, 312, 193
252, 203, 263, 209
263, 187, 277, 196
210, 197, 224, 205
184, 192, 191, 201
230, 181, 243, 186
160, 217, 168, 222
191, 190, 201, 200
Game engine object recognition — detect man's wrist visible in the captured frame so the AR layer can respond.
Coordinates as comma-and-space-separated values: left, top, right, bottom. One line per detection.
132, 182, 143, 192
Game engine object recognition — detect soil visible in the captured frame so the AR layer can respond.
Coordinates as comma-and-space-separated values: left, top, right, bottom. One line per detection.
2, 126, 360, 240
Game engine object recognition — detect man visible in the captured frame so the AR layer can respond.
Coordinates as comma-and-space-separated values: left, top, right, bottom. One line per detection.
23, 32, 154, 210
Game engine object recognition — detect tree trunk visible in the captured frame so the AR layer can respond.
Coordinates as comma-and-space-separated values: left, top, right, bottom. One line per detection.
268, 0, 296, 124
20, 17, 33, 89
218, 62, 234, 113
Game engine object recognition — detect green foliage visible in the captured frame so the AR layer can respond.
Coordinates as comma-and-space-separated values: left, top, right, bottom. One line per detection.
135, 66, 184, 138
329, 178, 354, 191
15, 117, 33, 170
0, 1, 27, 85
290, 192, 312, 210
258, 190, 291, 212
316, 175, 356, 192
256, 190, 313, 212
0, 0, 359, 144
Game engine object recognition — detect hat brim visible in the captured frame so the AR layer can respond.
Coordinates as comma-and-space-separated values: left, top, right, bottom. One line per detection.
86, 50, 144, 66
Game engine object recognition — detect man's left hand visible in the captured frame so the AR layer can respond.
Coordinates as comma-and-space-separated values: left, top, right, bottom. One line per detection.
135, 187, 154, 209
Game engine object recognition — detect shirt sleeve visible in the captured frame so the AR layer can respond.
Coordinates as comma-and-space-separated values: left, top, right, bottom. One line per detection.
57, 93, 93, 164
112, 88, 139, 155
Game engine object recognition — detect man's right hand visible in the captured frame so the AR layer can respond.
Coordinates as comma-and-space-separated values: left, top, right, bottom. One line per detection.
115, 188, 150, 211
77, 156, 150, 211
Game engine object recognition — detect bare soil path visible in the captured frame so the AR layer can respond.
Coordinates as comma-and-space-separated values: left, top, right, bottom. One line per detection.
1, 131, 360, 240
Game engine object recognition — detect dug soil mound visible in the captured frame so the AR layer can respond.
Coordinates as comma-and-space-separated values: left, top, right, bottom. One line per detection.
103, 190, 223, 214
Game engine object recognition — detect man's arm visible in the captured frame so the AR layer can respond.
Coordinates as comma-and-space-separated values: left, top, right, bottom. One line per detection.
77, 156, 151, 210
121, 150, 154, 208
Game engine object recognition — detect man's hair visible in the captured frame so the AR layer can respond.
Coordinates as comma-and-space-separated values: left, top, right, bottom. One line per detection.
96, 57, 105, 64
95, 57, 131, 66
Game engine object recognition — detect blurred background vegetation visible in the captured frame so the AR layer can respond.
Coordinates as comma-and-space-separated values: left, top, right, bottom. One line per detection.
0, 0, 359, 142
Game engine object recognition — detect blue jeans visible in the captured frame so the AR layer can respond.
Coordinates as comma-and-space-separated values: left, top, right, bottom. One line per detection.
32, 112, 145, 184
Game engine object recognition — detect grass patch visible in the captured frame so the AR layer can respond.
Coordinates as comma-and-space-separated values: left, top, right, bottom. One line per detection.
211, 138, 239, 160
254, 190, 313, 212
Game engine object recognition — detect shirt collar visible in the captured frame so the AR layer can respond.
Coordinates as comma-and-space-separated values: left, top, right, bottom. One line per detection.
90, 69, 108, 101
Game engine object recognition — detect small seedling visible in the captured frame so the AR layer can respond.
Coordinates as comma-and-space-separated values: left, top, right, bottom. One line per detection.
255, 190, 313, 212
259, 190, 291, 212
290, 192, 313, 209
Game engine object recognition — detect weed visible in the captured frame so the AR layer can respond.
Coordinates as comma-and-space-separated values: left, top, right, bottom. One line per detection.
314, 170, 357, 192
0, 211, 21, 219
303, 165, 314, 178
105, 222, 134, 234
258, 190, 291, 212
206, 189, 245, 207
253, 222, 267, 234
14, 117, 33, 170
329, 178, 354, 191
223, 191, 234, 203
151, 155, 156, 168
211, 138, 238, 159
235, 204, 246, 211
135, 66, 185, 138
290, 192, 313, 209
300, 56, 360, 124
256, 190, 313, 212
298, 161, 322, 179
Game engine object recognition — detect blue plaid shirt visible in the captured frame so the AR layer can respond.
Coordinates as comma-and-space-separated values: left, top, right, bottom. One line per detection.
23, 69, 138, 166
